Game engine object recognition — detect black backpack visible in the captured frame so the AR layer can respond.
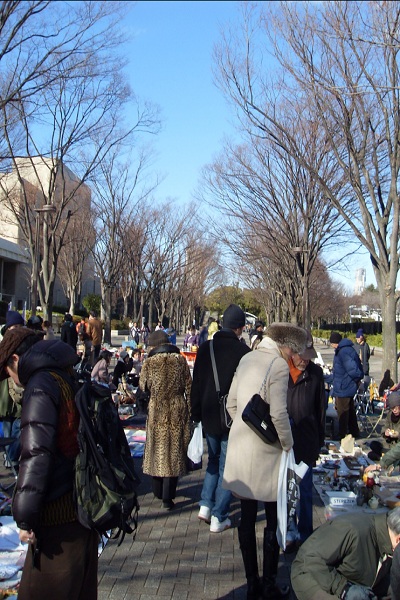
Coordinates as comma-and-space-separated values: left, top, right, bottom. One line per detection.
74, 380, 140, 545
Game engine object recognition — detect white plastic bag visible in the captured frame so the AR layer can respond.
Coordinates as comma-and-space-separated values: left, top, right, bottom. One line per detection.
187, 422, 203, 465
276, 448, 308, 550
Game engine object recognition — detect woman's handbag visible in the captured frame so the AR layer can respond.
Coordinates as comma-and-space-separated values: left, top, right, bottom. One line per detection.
242, 393, 278, 444
241, 357, 279, 444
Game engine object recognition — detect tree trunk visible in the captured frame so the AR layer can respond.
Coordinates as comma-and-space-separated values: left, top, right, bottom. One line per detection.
148, 295, 154, 330
102, 286, 112, 345
380, 289, 398, 383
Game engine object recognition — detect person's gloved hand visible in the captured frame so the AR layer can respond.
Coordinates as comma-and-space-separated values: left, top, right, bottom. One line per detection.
342, 584, 377, 600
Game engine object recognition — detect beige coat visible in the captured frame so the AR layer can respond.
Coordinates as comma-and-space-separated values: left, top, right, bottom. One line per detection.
222, 337, 293, 502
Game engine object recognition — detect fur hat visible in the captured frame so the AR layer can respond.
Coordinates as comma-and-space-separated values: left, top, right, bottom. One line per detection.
299, 329, 317, 360
223, 304, 245, 329
265, 323, 308, 354
0, 327, 41, 381
388, 391, 400, 409
329, 331, 342, 344
147, 330, 169, 347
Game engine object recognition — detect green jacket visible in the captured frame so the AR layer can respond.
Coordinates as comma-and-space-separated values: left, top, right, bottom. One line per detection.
381, 440, 400, 469
0, 379, 21, 419
291, 512, 392, 600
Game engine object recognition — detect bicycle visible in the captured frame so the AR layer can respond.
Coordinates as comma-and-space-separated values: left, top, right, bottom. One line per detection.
354, 378, 384, 438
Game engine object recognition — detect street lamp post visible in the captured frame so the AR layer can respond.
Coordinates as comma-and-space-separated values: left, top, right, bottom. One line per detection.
30, 204, 56, 316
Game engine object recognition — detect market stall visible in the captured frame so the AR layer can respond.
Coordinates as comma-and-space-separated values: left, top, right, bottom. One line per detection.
313, 440, 400, 520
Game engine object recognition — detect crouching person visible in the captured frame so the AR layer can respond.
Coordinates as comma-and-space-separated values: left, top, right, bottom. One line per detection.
0, 327, 99, 600
291, 508, 400, 600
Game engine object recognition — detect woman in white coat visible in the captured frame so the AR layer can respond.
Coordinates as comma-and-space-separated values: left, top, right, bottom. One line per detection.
223, 323, 307, 600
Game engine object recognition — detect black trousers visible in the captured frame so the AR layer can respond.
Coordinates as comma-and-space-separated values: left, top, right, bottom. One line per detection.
335, 396, 360, 439
152, 476, 178, 501
240, 498, 277, 533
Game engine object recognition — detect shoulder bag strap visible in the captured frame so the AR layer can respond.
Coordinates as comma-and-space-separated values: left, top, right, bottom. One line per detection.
258, 356, 278, 400
209, 340, 220, 394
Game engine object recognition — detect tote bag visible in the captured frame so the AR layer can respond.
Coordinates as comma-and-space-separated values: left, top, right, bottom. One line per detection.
276, 448, 308, 550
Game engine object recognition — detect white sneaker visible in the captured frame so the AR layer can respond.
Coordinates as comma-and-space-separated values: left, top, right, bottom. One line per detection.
210, 516, 231, 533
198, 506, 211, 524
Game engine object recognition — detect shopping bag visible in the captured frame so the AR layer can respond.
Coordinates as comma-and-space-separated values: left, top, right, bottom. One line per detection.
187, 422, 203, 471
276, 448, 308, 550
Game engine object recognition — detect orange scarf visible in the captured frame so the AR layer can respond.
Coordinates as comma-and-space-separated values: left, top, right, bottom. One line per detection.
289, 358, 302, 384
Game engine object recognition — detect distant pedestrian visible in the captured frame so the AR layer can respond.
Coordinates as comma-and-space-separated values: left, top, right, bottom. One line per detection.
329, 331, 363, 440
42, 320, 55, 340
87, 311, 103, 364
60, 314, 78, 350
353, 328, 371, 377
191, 304, 250, 533
139, 330, 192, 510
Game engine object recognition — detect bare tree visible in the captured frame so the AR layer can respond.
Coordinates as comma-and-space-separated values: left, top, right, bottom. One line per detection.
202, 133, 346, 327
214, 1, 400, 377
0, 2, 130, 112
57, 205, 96, 314
0, 2, 160, 320
90, 150, 154, 344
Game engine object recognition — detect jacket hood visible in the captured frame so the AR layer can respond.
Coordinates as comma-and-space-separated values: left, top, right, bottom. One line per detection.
18, 339, 80, 386
337, 338, 355, 351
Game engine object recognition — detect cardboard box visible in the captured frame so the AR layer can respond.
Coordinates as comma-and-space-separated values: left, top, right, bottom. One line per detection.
326, 491, 357, 506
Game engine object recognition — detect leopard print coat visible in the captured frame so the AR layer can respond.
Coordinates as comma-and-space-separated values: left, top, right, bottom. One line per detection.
139, 344, 192, 477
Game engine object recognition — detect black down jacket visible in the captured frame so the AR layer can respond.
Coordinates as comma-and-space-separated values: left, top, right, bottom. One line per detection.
12, 339, 80, 533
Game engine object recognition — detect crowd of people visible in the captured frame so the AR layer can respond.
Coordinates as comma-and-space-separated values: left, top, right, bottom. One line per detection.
0, 308, 399, 599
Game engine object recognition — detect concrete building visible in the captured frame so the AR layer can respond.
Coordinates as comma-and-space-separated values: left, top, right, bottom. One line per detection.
354, 267, 366, 295
0, 157, 96, 311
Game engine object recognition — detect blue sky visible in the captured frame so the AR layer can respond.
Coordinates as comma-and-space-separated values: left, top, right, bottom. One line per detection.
125, 0, 240, 203
123, 1, 375, 292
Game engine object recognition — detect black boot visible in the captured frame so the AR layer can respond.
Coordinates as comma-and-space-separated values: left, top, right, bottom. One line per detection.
262, 529, 290, 599
238, 526, 261, 600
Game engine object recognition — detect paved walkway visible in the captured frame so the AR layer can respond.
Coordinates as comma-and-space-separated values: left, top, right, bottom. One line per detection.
98, 447, 327, 600
97, 339, 386, 600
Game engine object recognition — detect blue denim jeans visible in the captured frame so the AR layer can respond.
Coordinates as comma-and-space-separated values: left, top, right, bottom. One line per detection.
200, 432, 232, 522
2, 417, 21, 466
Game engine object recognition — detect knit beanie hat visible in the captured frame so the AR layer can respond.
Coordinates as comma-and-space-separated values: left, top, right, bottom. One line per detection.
5, 310, 24, 330
222, 304, 246, 329
0, 327, 41, 381
329, 331, 342, 344
147, 330, 169, 347
265, 323, 308, 354
356, 329, 364, 339
388, 391, 400, 409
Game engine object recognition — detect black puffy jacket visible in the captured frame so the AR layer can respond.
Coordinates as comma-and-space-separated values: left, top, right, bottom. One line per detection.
12, 339, 80, 532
